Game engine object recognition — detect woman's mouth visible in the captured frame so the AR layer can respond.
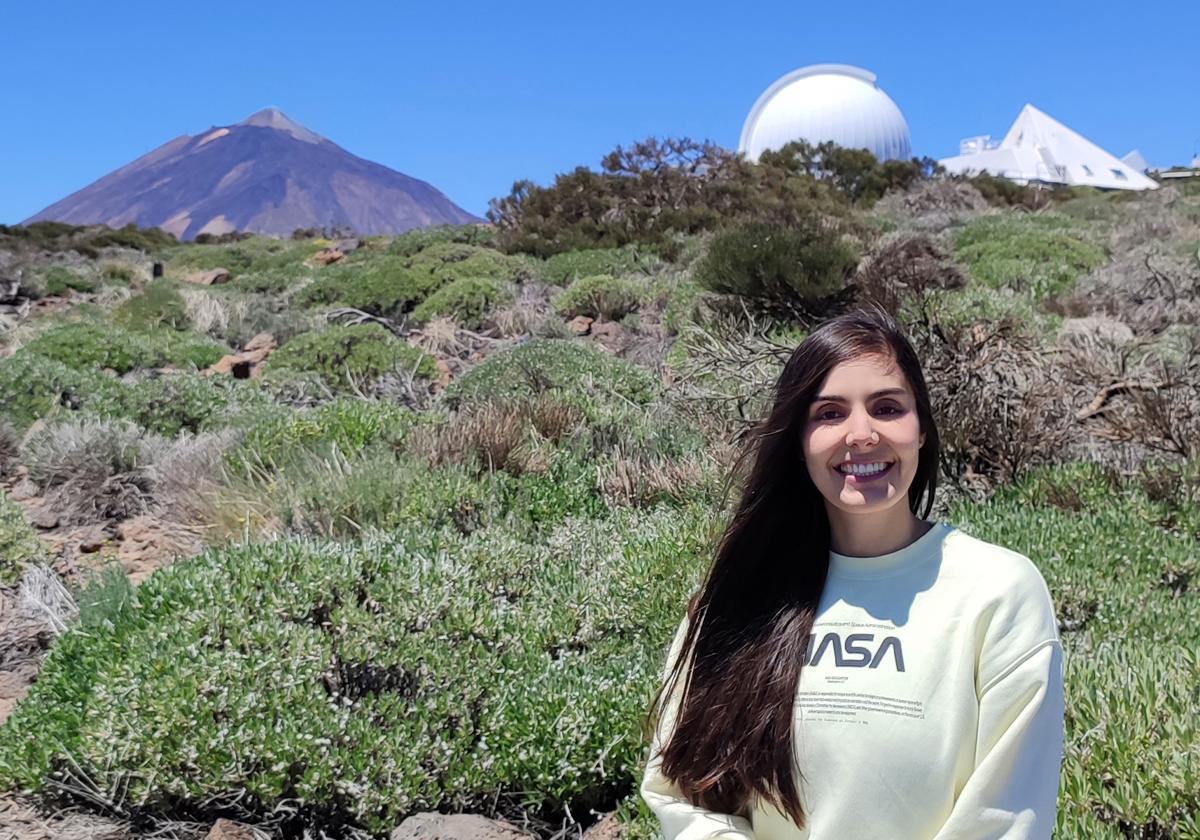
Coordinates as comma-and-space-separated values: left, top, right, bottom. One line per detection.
834, 461, 894, 484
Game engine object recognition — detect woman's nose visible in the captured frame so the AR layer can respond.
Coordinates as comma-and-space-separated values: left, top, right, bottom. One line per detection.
845, 408, 878, 446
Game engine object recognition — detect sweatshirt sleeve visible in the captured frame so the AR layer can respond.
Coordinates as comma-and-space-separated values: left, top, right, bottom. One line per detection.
931, 639, 1066, 840
639, 615, 758, 840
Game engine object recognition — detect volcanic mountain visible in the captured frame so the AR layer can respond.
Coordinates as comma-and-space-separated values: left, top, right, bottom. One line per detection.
24, 108, 480, 240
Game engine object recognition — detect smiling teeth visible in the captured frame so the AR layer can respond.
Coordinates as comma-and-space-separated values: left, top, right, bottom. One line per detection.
837, 462, 890, 476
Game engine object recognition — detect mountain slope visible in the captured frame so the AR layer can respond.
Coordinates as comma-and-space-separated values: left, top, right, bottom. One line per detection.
25, 108, 480, 240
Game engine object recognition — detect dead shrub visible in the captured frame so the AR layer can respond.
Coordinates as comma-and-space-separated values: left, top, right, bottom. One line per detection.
597, 449, 710, 508
852, 235, 966, 315
1066, 330, 1200, 461
489, 301, 544, 337
22, 419, 234, 527
1050, 244, 1200, 333
408, 316, 466, 356
877, 180, 990, 215
25, 418, 147, 492
667, 302, 796, 444
0, 419, 18, 476
910, 315, 1078, 494
409, 393, 583, 476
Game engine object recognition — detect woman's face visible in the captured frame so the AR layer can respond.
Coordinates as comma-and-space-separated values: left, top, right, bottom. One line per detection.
801, 353, 926, 517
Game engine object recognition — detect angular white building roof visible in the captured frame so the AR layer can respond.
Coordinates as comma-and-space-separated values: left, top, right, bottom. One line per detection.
939, 104, 1157, 191
739, 64, 912, 163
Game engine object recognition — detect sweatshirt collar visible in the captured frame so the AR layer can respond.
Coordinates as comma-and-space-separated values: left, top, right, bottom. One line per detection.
828, 520, 955, 578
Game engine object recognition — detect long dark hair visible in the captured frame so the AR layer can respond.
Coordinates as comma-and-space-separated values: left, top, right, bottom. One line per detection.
644, 304, 941, 827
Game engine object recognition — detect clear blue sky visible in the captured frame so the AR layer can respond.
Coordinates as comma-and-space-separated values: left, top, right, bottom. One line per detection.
2, 0, 1197, 225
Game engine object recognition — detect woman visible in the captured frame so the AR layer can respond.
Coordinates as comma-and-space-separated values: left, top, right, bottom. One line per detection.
640, 306, 1064, 839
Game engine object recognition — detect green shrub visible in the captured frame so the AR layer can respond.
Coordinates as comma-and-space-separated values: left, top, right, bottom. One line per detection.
542, 247, 651, 286
0, 351, 123, 430
953, 215, 1106, 301
552, 274, 642, 320
951, 462, 1200, 837
657, 276, 703, 335
0, 491, 41, 585
237, 399, 421, 471
295, 257, 440, 317
43, 267, 95, 296
100, 263, 137, 285
86, 373, 275, 437
166, 238, 322, 278
411, 276, 516, 329
441, 338, 659, 409
387, 224, 497, 257
405, 243, 533, 285
693, 220, 859, 307
114, 281, 189, 330
266, 324, 435, 394
0, 503, 714, 833
23, 323, 228, 375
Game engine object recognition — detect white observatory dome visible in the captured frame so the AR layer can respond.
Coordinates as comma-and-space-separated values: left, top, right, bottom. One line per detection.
739, 64, 912, 163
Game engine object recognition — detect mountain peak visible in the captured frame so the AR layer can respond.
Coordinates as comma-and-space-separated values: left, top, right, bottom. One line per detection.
238, 107, 323, 144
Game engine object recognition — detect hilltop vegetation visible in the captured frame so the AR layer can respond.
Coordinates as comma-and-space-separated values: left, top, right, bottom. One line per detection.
0, 143, 1198, 839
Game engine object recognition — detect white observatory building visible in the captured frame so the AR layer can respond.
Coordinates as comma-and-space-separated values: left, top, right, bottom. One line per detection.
939, 104, 1158, 191
739, 64, 912, 163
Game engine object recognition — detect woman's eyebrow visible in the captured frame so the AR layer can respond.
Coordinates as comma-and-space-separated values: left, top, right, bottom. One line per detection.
813, 388, 908, 402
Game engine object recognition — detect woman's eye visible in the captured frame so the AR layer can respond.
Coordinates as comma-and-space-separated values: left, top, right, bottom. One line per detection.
814, 404, 903, 421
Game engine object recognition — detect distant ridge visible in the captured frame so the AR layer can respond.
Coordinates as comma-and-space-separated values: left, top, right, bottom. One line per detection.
24, 108, 481, 240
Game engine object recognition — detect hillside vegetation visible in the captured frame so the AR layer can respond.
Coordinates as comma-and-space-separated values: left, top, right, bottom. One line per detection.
0, 144, 1198, 839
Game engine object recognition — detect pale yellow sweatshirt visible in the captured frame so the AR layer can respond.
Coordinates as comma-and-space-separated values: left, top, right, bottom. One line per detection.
640, 520, 1065, 840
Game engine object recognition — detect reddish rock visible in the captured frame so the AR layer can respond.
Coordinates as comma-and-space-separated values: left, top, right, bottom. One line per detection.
588, 320, 628, 355
390, 813, 533, 840
8, 477, 37, 502
310, 248, 345, 266
207, 332, 277, 379
583, 812, 624, 839
27, 505, 58, 530
569, 315, 594, 335
183, 268, 232, 285
434, 358, 453, 390
206, 818, 259, 839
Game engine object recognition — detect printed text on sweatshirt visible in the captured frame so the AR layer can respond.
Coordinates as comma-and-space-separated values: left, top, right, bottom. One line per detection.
640, 520, 1065, 840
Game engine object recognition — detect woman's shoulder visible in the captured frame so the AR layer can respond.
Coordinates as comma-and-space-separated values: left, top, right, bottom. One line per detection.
939, 524, 1052, 597
938, 524, 1061, 670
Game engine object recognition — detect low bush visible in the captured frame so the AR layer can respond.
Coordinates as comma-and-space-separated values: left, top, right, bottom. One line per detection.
541, 247, 651, 286
43, 266, 96, 296
440, 338, 659, 410
114, 281, 189, 330
852, 235, 966, 315
952, 214, 1106, 302
0, 503, 712, 834
411, 277, 517, 329
387, 224, 498, 258
295, 257, 439, 317
237, 398, 421, 472
0, 351, 124, 430
405, 243, 534, 286
0, 222, 174, 258
166, 238, 321, 278
0, 491, 41, 585
693, 220, 858, 311
552, 274, 642, 321
23, 417, 156, 524
86, 373, 276, 437
23, 323, 228, 375
266, 324, 436, 394
655, 275, 704, 336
